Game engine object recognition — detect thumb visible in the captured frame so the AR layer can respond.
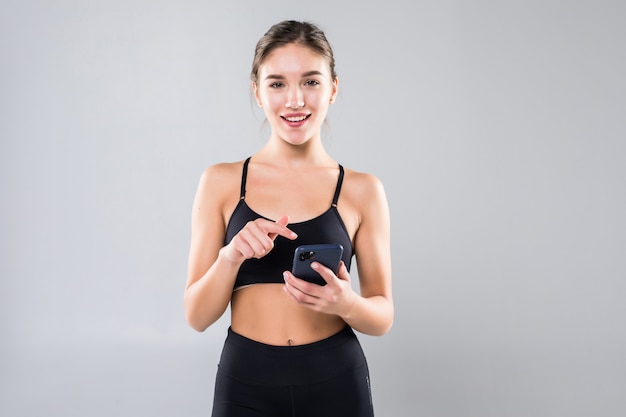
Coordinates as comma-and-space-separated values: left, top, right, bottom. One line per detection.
337, 261, 351, 282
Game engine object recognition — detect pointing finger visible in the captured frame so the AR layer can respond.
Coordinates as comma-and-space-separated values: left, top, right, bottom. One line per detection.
268, 215, 297, 240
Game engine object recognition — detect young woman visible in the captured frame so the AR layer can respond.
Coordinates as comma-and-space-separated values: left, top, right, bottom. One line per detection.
184, 20, 393, 417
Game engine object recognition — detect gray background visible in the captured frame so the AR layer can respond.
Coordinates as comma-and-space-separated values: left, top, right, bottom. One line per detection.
1, 1, 625, 416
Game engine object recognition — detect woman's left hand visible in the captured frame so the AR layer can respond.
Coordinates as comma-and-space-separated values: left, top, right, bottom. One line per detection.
282, 261, 356, 317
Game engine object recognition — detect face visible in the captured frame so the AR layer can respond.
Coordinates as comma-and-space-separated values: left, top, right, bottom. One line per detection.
253, 43, 338, 146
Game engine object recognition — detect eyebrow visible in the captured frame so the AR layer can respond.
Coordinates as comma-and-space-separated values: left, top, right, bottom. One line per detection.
264, 70, 324, 80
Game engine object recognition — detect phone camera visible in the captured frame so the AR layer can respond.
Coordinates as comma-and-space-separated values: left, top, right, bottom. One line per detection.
299, 251, 316, 261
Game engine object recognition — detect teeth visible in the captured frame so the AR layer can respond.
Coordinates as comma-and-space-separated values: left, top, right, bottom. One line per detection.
285, 115, 307, 122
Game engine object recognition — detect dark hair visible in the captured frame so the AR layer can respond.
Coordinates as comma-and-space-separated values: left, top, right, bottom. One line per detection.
251, 20, 337, 83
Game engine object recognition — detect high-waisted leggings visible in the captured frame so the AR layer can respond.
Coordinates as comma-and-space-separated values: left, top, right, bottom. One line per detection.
211, 325, 375, 417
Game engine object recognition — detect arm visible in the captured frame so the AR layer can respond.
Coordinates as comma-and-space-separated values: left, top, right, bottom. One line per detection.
184, 165, 238, 331
184, 164, 297, 332
345, 174, 393, 335
283, 174, 394, 336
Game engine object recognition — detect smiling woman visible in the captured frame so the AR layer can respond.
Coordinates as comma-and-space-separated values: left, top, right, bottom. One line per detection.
184, 20, 393, 417
252, 43, 338, 146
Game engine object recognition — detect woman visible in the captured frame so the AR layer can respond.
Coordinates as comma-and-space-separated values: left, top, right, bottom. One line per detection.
184, 20, 393, 417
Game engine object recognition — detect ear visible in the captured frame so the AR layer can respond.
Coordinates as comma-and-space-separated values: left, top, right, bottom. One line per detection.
252, 81, 262, 107
329, 77, 339, 103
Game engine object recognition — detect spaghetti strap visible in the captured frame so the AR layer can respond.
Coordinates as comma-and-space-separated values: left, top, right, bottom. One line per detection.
331, 164, 344, 207
240, 157, 251, 200
225, 159, 354, 289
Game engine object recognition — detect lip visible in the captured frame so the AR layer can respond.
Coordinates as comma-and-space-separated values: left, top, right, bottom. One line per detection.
281, 113, 311, 127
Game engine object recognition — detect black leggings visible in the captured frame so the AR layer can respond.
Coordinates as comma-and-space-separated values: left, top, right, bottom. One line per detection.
211, 326, 375, 417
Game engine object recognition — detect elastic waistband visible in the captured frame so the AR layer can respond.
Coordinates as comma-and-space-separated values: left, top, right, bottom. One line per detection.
226, 324, 355, 352
218, 325, 366, 385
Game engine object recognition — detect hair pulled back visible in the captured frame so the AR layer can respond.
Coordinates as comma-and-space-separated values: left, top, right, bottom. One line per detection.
251, 20, 337, 83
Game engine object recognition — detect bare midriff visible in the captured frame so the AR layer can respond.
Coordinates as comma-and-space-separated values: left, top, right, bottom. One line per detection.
230, 284, 346, 346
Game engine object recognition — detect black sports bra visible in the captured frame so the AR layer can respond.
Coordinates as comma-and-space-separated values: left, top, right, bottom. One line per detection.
225, 157, 354, 290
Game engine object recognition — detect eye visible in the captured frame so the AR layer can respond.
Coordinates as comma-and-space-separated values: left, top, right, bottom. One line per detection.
305, 79, 320, 86
269, 82, 284, 88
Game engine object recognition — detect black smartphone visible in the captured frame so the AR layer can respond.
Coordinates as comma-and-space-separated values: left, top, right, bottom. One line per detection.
292, 243, 344, 286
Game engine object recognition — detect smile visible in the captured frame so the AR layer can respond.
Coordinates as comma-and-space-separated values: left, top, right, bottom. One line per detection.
281, 114, 310, 122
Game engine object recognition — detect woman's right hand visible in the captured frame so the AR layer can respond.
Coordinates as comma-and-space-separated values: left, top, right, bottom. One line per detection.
221, 215, 297, 264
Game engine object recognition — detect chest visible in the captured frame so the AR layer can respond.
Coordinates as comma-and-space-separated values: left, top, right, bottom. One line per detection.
244, 170, 339, 223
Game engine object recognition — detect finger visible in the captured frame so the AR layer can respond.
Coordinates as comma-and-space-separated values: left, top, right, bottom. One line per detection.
336, 261, 350, 281
275, 215, 289, 227
283, 284, 314, 305
237, 225, 280, 259
283, 285, 318, 310
310, 261, 338, 285
235, 235, 266, 259
283, 272, 319, 306
267, 215, 297, 241
238, 224, 274, 256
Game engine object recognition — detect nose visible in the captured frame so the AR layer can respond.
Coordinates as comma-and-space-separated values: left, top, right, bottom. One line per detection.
285, 86, 304, 110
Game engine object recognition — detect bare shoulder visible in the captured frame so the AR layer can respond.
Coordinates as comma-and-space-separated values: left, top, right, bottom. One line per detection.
342, 167, 387, 204
199, 160, 244, 187
196, 160, 244, 198
338, 167, 389, 238
193, 160, 246, 220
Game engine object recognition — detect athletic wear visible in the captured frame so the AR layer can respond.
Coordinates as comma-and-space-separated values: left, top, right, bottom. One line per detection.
225, 157, 353, 290
213, 158, 374, 416
211, 326, 375, 417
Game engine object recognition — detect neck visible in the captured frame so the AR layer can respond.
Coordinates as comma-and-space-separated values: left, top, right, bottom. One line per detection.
256, 145, 335, 170
257, 134, 333, 167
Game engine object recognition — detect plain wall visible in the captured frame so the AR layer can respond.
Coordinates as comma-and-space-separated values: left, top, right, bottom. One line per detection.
1, 1, 625, 416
